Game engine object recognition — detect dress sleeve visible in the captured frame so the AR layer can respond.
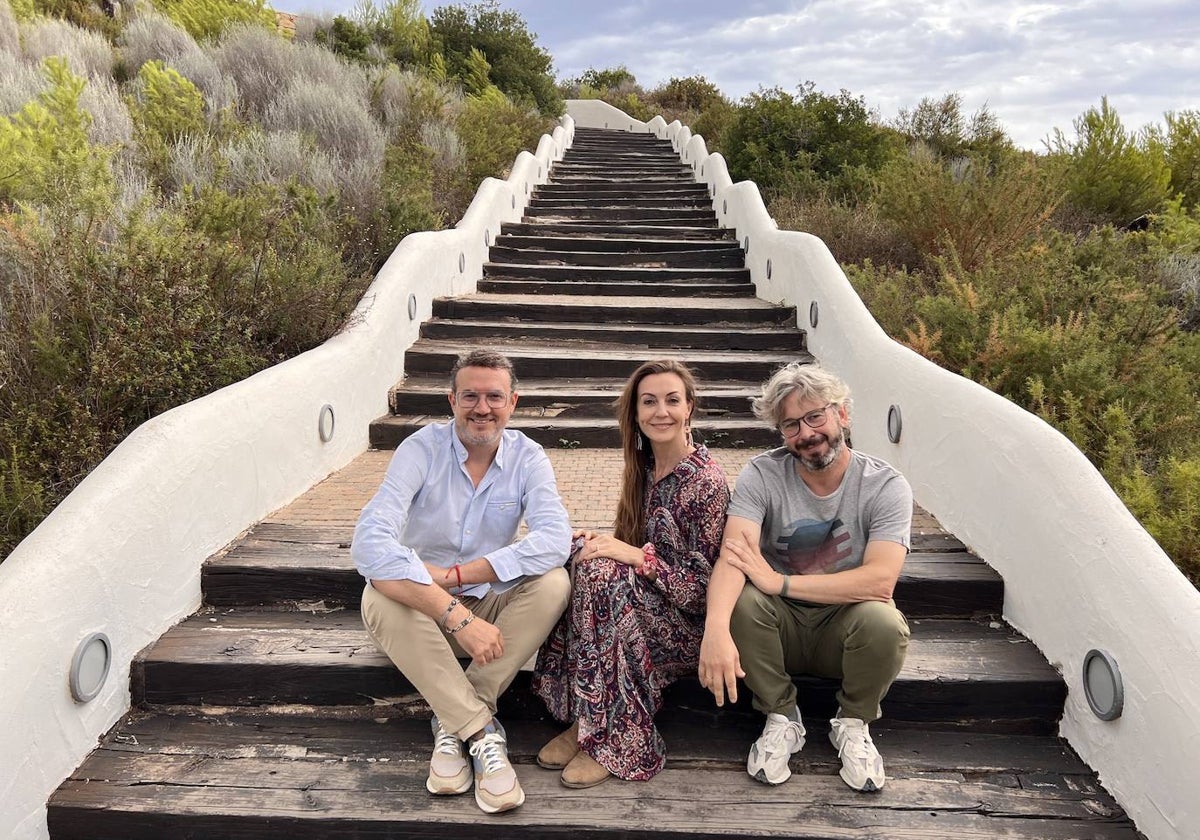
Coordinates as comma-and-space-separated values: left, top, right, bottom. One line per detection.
647, 461, 731, 615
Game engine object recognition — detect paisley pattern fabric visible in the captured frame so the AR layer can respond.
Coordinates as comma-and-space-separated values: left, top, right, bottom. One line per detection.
531, 445, 730, 780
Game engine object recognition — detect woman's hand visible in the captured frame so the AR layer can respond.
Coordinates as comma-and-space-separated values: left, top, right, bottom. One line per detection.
722, 536, 783, 595
579, 533, 643, 567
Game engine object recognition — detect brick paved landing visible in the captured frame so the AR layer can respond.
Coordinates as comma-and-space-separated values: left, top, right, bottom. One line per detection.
265, 446, 946, 537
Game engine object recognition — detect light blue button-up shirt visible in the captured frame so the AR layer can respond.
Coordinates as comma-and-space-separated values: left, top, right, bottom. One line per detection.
351, 421, 572, 597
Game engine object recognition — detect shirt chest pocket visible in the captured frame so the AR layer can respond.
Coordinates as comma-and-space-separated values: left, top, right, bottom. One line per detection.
486, 497, 519, 514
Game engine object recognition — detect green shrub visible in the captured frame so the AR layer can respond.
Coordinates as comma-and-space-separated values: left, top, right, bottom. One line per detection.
721, 83, 901, 200
1050, 97, 1171, 226
873, 146, 1063, 271
456, 87, 551, 190
430, 0, 561, 115
0, 57, 113, 211
152, 0, 277, 41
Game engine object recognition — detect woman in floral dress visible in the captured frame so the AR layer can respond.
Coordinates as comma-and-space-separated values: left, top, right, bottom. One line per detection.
531, 359, 731, 788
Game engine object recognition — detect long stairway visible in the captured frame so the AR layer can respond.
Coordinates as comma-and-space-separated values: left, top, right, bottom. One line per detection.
45, 128, 1140, 839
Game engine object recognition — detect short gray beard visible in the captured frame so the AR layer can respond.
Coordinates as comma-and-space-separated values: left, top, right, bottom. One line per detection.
457, 417, 502, 448
794, 427, 845, 472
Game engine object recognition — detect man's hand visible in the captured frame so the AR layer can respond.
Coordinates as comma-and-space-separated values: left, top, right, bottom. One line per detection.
698, 629, 745, 706
722, 536, 781, 595
454, 614, 505, 666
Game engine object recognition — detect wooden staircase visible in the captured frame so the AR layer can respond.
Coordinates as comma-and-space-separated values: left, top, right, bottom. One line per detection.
45, 128, 1141, 839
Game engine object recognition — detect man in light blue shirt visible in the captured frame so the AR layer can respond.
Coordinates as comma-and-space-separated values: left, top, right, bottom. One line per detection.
354, 350, 571, 815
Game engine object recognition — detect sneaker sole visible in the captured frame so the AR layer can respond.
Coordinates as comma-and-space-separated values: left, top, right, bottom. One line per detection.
475, 788, 526, 813
427, 772, 473, 795
838, 768, 884, 793
751, 767, 791, 786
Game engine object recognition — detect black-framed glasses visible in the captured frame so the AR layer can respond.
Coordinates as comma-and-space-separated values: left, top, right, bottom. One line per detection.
778, 404, 834, 438
456, 390, 510, 409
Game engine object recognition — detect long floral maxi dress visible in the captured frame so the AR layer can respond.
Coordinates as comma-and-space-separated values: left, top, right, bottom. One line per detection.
531, 445, 730, 780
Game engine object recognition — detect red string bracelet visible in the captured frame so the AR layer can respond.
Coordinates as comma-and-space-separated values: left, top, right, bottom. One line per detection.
453, 563, 463, 589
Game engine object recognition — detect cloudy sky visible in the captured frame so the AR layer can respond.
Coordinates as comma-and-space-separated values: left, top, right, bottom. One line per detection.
295, 0, 1200, 149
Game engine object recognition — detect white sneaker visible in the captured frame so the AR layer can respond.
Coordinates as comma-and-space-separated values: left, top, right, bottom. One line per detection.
468, 720, 525, 813
747, 708, 806, 785
426, 715, 472, 795
829, 715, 886, 792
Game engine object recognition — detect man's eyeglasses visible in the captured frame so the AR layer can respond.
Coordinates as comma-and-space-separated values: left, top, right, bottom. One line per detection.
778, 404, 834, 438
456, 390, 510, 409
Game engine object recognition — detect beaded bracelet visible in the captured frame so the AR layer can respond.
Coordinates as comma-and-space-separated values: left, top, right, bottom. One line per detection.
439, 597, 461, 631
635, 542, 658, 578
446, 613, 476, 635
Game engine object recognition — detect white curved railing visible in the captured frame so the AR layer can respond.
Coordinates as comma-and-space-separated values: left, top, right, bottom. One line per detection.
0, 118, 575, 840
565, 99, 1200, 840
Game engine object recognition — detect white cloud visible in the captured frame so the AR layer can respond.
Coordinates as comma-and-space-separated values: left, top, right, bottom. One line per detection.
296, 0, 1200, 148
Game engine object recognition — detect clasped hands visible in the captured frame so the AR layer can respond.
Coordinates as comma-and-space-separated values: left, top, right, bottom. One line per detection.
572, 529, 643, 567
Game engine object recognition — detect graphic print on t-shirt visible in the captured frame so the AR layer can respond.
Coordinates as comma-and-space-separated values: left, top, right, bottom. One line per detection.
773, 517, 853, 574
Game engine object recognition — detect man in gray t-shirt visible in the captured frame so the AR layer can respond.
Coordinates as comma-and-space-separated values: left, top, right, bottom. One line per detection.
699, 364, 912, 793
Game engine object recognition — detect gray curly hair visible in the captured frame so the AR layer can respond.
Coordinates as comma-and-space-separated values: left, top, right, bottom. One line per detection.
751, 363, 852, 425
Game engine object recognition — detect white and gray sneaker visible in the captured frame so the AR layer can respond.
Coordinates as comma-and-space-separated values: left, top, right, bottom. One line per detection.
468, 719, 525, 813
829, 714, 885, 792
747, 707, 806, 785
426, 715, 472, 795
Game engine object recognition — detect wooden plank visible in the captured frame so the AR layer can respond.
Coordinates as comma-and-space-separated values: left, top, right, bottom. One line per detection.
136, 612, 1064, 728
499, 222, 732, 240
203, 547, 1000, 618
48, 756, 1137, 840
481, 263, 750, 282
99, 711, 1096, 776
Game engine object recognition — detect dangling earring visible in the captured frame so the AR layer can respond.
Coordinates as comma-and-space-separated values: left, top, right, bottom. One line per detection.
685, 421, 693, 449
635, 433, 643, 451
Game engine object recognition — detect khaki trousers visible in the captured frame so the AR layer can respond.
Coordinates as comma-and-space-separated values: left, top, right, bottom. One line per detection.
729, 584, 910, 722
361, 567, 570, 741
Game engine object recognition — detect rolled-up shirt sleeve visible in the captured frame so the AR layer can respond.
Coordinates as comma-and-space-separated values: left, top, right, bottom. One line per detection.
351, 437, 435, 585
485, 448, 571, 587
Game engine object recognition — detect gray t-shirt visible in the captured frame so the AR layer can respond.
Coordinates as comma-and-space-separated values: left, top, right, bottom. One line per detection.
728, 447, 912, 578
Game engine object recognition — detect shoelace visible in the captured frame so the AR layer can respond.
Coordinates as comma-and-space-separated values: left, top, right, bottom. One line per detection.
434, 725, 462, 756
762, 718, 803, 754
469, 733, 508, 774
835, 721, 874, 760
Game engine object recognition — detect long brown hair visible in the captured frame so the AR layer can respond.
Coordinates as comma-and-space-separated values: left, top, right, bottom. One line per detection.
612, 359, 698, 544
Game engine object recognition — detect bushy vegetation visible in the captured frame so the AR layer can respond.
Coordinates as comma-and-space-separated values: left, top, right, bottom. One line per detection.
0, 0, 555, 559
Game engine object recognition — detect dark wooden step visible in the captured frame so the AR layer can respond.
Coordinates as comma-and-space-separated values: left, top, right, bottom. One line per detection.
477, 278, 756, 298
529, 197, 712, 210
482, 263, 749, 284
536, 183, 709, 197
548, 173, 700, 185
487, 245, 743, 269
204, 528, 1000, 618
133, 610, 1063, 731
554, 160, 690, 171
400, 340, 805, 381
501, 222, 731, 240
389, 376, 769, 414
369, 413, 778, 449
48, 710, 1136, 840
494, 234, 738, 253
432, 293, 797, 326
524, 206, 715, 222
417, 319, 801, 351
